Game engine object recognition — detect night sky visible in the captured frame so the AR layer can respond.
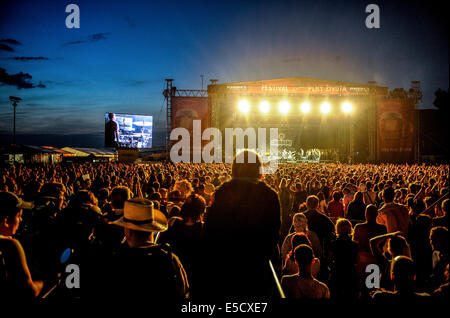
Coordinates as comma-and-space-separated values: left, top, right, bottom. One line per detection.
0, 0, 448, 147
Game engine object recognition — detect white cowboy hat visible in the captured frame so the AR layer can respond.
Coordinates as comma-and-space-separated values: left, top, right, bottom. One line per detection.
111, 198, 168, 232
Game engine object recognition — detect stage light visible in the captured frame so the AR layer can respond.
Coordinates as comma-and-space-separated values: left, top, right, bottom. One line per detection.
238, 100, 250, 113
259, 101, 270, 114
341, 102, 353, 114
300, 102, 311, 114
320, 102, 331, 114
278, 101, 290, 114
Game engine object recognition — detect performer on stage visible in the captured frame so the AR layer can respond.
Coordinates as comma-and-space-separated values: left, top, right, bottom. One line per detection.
105, 113, 120, 148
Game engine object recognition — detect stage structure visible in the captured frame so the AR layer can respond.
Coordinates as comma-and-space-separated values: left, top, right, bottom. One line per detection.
164, 77, 420, 163
163, 79, 208, 160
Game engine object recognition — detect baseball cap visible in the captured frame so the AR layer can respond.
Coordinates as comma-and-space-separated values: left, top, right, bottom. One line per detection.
0, 191, 34, 211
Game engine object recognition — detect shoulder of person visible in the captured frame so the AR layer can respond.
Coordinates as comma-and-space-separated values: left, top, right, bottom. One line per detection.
0, 237, 25, 262
433, 282, 449, 296
0, 236, 22, 251
378, 206, 387, 213
314, 278, 329, 290
214, 179, 234, 193
144, 242, 176, 260
91, 205, 102, 215
415, 292, 431, 297
256, 179, 278, 193
281, 273, 298, 282
308, 229, 319, 238
168, 216, 183, 227
283, 233, 294, 243
372, 289, 395, 299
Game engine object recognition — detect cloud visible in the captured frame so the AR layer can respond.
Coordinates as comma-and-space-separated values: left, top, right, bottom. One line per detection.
89, 33, 109, 41
0, 43, 15, 52
0, 38, 22, 51
8, 56, 50, 61
63, 32, 111, 45
64, 40, 85, 45
0, 67, 46, 89
0, 38, 22, 45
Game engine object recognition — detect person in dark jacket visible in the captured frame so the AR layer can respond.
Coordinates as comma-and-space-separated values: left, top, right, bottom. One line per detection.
347, 191, 366, 222
328, 218, 359, 299
200, 150, 281, 297
303, 195, 335, 282
303, 195, 335, 252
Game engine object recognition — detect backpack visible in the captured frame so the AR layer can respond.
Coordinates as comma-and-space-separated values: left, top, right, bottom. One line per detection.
81, 243, 183, 300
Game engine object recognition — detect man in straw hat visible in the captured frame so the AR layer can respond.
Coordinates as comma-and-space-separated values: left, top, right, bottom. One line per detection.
81, 198, 189, 300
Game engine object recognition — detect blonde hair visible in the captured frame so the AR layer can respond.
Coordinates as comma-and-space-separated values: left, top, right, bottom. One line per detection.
293, 213, 308, 232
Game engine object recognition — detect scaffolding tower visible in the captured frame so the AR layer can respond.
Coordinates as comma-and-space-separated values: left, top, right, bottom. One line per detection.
163, 79, 208, 161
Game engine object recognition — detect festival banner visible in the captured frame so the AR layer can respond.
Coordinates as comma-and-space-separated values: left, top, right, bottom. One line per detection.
218, 78, 388, 96
171, 96, 210, 150
377, 98, 415, 163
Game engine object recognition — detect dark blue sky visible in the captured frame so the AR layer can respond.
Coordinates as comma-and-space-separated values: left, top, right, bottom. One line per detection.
0, 0, 448, 147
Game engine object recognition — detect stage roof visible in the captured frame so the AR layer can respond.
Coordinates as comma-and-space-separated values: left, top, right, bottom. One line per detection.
208, 77, 389, 96
61, 147, 116, 157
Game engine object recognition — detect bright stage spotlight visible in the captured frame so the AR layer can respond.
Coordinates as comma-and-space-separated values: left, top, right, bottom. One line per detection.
320, 102, 331, 114
341, 102, 353, 114
278, 101, 290, 114
300, 102, 311, 114
259, 101, 270, 114
238, 99, 250, 113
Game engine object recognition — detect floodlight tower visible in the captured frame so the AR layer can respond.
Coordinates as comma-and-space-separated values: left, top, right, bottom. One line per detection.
409, 81, 422, 162
163, 79, 175, 161
9, 96, 22, 145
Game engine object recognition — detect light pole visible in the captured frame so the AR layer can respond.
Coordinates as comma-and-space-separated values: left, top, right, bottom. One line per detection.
9, 96, 22, 145
9, 96, 22, 164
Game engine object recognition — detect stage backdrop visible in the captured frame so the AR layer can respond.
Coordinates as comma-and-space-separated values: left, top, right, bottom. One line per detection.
377, 98, 415, 163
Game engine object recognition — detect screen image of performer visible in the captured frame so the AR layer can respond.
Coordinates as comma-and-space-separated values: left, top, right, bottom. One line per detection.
105, 113, 120, 148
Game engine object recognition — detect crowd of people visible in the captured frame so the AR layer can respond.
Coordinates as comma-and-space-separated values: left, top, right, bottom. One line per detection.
0, 152, 448, 302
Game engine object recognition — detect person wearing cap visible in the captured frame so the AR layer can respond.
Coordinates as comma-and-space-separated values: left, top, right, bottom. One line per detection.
81, 197, 189, 300
0, 191, 44, 299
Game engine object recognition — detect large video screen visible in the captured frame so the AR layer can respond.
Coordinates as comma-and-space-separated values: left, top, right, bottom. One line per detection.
104, 113, 153, 148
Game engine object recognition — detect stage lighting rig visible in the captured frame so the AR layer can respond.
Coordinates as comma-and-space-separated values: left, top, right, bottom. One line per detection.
320, 101, 331, 114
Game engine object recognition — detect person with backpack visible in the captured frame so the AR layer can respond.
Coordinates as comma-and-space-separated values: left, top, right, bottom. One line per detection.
363, 181, 377, 206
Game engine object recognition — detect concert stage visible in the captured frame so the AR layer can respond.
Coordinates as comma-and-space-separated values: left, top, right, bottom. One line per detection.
164, 77, 421, 163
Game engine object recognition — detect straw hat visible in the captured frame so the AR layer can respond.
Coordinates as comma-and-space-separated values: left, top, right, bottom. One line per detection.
112, 198, 168, 232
